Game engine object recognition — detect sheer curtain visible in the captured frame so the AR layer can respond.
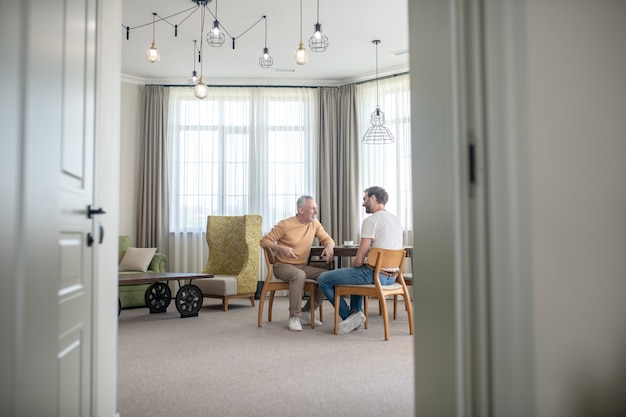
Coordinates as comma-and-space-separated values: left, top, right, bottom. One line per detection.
166, 87, 318, 272
355, 74, 412, 244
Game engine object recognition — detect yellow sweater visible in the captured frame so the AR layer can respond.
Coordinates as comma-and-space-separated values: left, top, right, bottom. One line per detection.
260, 216, 334, 265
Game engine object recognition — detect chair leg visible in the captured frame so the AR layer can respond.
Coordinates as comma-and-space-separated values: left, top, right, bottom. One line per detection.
249, 296, 255, 307
257, 290, 267, 327
334, 293, 341, 335
404, 291, 414, 336
319, 302, 323, 323
268, 291, 276, 322
364, 297, 369, 329
309, 306, 316, 329
379, 296, 390, 341
393, 295, 398, 319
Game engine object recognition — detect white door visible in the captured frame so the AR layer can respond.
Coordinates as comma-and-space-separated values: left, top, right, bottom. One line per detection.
3, 1, 98, 415
57, 0, 98, 415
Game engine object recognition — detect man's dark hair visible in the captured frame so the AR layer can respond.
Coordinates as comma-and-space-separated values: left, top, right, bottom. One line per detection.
364, 186, 389, 205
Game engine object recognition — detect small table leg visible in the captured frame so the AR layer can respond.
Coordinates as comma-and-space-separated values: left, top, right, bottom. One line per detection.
144, 282, 172, 314
175, 284, 203, 318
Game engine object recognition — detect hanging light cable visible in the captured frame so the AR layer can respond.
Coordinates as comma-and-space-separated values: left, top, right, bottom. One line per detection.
294, 0, 309, 65
362, 40, 395, 144
258, 16, 273, 68
146, 12, 160, 63
207, 0, 225, 47
194, 5, 209, 99
308, 0, 328, 52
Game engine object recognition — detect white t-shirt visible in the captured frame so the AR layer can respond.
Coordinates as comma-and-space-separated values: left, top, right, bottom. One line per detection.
361, 210, 403, 249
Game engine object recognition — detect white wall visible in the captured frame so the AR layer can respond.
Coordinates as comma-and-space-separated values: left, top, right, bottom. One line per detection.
526, 2, 626, 415
410, 1, 626, 416
119, 82, 142, 242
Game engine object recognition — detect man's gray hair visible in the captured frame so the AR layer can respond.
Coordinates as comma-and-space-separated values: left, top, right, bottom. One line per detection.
297, 195, 314, 209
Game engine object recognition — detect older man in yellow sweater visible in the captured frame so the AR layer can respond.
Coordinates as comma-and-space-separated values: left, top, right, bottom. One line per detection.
260, 195, 335, 331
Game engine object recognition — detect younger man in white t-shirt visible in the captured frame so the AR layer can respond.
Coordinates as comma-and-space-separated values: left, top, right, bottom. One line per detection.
318, 186, 403, 334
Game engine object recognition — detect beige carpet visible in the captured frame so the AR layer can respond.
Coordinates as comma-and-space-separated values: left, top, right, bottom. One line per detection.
117, 296, 415, 417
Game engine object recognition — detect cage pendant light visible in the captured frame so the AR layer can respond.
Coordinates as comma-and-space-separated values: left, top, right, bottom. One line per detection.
362, 40, 395, 144
189, 40, 199, 85
259, 16, 273, 68
207, 0, 225, 47
308, 0, 328, 52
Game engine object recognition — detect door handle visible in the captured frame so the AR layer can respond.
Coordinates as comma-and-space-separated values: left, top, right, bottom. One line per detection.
87, 204, 107, 218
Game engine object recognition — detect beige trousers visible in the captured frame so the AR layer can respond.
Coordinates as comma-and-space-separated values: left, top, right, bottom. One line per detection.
272, 263, 327, 317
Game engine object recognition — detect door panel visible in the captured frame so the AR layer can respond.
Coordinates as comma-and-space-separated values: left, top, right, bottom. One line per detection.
56, 0, 97, 415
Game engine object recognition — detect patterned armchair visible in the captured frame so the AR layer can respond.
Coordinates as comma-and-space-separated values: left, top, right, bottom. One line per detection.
193, 215, 262, 311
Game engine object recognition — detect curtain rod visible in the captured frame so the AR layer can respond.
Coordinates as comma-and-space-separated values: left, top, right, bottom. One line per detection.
148, 71, 409, 89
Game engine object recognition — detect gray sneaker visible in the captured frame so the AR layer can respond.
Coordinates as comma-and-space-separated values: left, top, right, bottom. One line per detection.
298, 313, 323, 327
338, 311, 365, 334
288, 317, 302, 331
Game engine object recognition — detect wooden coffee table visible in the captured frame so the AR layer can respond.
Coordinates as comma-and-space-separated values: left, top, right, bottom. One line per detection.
118, 272, 213, 318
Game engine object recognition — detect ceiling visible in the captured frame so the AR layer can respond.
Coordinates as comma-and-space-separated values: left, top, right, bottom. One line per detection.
121, 0, 409, 86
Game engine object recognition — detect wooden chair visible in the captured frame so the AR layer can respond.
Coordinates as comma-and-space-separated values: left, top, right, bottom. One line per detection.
257, 247, 323, 328
333, 248, 413, 341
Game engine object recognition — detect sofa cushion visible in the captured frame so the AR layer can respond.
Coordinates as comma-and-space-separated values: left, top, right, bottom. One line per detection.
194, 276, 237, 296
119, 247, 157, 272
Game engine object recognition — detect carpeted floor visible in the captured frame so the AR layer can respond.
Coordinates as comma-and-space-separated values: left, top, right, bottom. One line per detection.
117, 296, 415, 417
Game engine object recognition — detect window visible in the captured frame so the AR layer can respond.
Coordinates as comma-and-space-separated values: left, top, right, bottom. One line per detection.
356, 74, 412, 243
167, 87, 318, 234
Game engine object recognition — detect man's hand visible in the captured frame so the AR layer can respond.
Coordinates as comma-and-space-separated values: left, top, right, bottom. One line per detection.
321, 244, 335, 264
277, 244, 297, 259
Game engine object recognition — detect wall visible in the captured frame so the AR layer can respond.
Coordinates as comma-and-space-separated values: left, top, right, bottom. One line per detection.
526, 2, 626, 415
119, 82, 142, 242
410, 0, 626, 416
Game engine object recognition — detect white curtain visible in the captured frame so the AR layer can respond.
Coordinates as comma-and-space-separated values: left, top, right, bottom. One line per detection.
166, 87, 318, 272
355, 74, 413, 244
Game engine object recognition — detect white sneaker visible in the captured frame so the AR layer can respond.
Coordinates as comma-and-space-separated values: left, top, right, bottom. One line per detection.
338, 311, 366, 334
298, 313, 323, 327
288, 317, 302, 331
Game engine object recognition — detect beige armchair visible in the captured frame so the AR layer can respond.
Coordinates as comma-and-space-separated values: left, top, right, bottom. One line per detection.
193, 215, 262, 311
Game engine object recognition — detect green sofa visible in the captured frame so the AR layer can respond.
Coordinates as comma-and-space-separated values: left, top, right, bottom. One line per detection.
118, 236, 168, 309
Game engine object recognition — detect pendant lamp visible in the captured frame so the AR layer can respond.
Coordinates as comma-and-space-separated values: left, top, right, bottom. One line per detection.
362, 40, 395, 144
146, 13, 160, 63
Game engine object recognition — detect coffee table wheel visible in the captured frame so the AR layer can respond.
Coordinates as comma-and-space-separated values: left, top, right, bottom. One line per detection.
176, 284, 203, 318
145, 282, 172, 313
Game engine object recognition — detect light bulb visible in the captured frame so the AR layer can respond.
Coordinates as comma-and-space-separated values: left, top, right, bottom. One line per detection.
294, 43, 309, 65
146, 42, 160, 63
191, 71, 198, 84
259, 47, 273, 68
194, 78, 208, 99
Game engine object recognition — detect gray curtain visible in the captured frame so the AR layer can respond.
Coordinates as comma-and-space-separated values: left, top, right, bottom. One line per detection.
137, 85, 169, 256
317, 86, 361, 255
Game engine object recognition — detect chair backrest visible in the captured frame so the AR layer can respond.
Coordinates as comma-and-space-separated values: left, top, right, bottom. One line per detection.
262, 246, 275, 280
203, 215, 262, 293
367, 248, 406, 276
